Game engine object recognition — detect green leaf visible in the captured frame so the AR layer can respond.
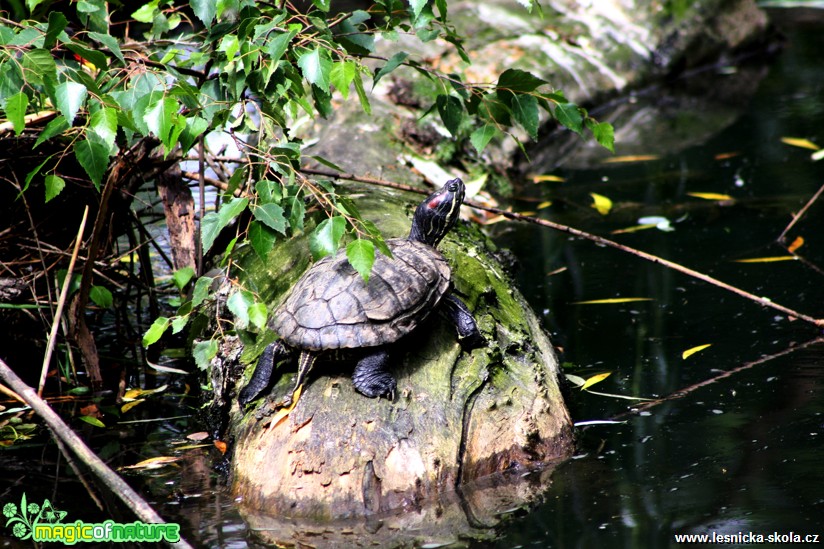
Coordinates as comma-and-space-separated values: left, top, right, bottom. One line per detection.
89, 286, 113, 308
200, 197, 249, 254
330, 61, 356, 99
34, 116, 70, 148
227, 289, 254, 330
436, 94, 463, 137
88, 32, 125, 64
89, 107, 118, 149
78, 415, 106, 428
21, 49, 57, 87
192, 339, 218, 370
470, 124, 498, 155
171, 315, 189, 334
44, 12, 68, 49
346, 239, 375, 282
44, 174, 66, 202
55, 81, 87, 125
353, 70, 371, 114
297, 47, 332, 92
586, 118, 615, 153
143, 316, 171, 347
132, 0, 159, 23
408, 0, 426, 19
178, 115, 208, 155
265, 27, 298, 63
190, 0, 216, 24
4, 92, 28, 136
555, 102, 583, 134
373, 51, 408, 89
248, 220, 277, 260
191, 276, 214, 307
510, 93, 539, 139
310, 216, 346, 259
253, 203, 287, 235
248, 302, 268, 330
497, 68, 547, 93
74, 136, 110, 189
144, 96, 181, 150
311, 0, 331, 11
286, 194, 306, 234
172, 266, 195, 290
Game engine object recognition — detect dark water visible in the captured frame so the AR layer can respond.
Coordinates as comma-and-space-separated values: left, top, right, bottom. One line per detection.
485, 8, 824, 548
3, 7, 823, 549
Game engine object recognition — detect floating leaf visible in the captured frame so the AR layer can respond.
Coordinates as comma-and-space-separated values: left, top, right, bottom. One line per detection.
580, 372, 611, 391
121, 456, 180, 470
573, 297, 652, 305
589, 192, 612, 215
531, 174, 565, 183
687, 192, 733, 201
780, 136, 819, 151
603, 154, 659, 163
787, 236, 804, 254
682, 343, 712, 360
537, 201, 552, 209
812, 149, 824, 162
714, 152, 740, 160
734, 256, 797, 263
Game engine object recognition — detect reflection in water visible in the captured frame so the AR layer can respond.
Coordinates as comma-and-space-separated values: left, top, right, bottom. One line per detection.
487, 10, 824, 549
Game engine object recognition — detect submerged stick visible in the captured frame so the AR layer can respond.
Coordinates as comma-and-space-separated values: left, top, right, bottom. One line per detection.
0, 358, 194, 549
39, 206, 89, 396
300, 167, 824, 329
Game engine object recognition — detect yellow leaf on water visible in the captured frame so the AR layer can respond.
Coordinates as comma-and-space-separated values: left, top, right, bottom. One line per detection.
573, 297, 652, 305
531, 174, 565, 183
121, 456, 180, 470
687, 192, 734, 201
612, 223, 657, 234
714, 152, 740, 160
518, 211, 536, 217
787, 236, 804, 253
581, 372, 611, 391
602, 154, 659, 163
781, 137, 820, 151
537, 201, 553, 209
682, 344, 712, 360
590, 192, 612, 215
121, 399, 145, 414
734, 256, 797, 263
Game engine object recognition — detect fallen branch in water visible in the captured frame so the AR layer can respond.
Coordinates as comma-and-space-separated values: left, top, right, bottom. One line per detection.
0, 358, 194, 549
299, 166, 824, 329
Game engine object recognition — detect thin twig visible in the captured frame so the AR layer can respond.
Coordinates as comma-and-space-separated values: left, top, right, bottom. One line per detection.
778, 181, 824, 243
0, 358, 194, 549
300, 166, 824, 329
39, 206, 89, 397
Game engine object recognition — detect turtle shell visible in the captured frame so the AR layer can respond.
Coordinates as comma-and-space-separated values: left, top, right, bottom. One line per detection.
272, 238, 451, 351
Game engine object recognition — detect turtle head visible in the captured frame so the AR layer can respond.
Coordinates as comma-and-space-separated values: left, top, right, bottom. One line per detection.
409, 178, 465, 247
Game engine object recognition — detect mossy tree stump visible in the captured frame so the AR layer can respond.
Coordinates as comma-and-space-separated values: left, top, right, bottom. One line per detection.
224, 183, 573, 544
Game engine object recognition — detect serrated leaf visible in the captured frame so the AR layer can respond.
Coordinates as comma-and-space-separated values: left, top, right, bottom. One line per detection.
590, 192, 612, 215
78, 415, 106, 428
353, 70, 371, 114
227, 289, 254, 330
497, 68, 546, 92
265, 27, 298, 63
310, 216, 346, 259
436, 94, 463, 137
144, 95, 180, 150
173, 266, 196, 290
34, 115, 70, 148
193, 339, 218, 370
131, 0, 159, 23
581, 372, 611, 391
329, 61, 356, 99
171, 315, 189, 334
510, 93, 539, 139
200, 197, 249, 254
555, 102, 583, 134
74, 136, 109, 189
297, 47, 332, 92
55, 81, 87, 125
586, 119, 615, 152
347, 239, 375, 282
373, 51, 408, 88
143, 316, 171, 347
21, 49, 56, 87
44, 11, 68, 49
191, 276, 214, 307
248, 302, 267, 330
44, 174, 66, 202
311, 0, 331, 11
682, 344, 712, 360
249, 220, 277, 260
89, 285, 113, 308
470, 124, 497, 155
88, 32, 125, 64
89, 107, 118, 149
253, 203, 287, 235
4, 92, 28, 136
408, 0, 426, 18
190, 0, 216, 24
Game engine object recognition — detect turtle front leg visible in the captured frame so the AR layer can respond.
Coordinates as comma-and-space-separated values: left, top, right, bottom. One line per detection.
352, 349, 396, 400
238, 341, 290, 407
441, 293, 487, 350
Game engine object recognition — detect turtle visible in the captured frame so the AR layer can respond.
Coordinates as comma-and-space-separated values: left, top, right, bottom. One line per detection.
238, 178, 485, 408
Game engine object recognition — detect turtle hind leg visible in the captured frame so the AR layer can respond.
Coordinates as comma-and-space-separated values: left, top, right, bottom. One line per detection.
352, 349, 396, 400
238, 342, 290, 407
441, 293, 487, 350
